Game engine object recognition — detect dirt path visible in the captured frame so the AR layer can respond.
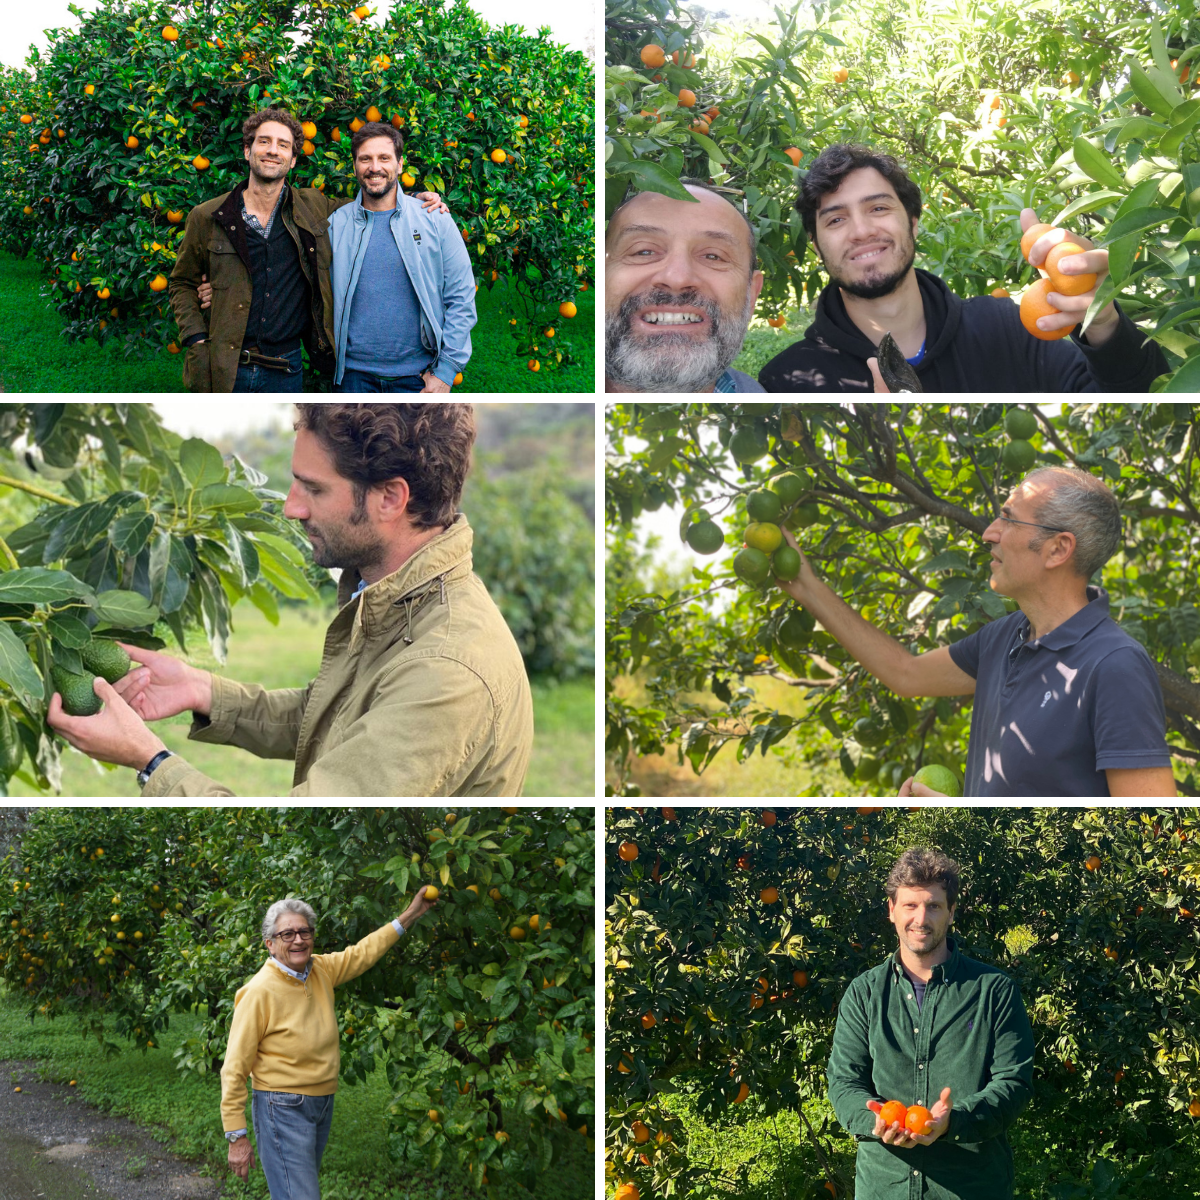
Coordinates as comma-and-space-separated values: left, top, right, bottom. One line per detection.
0, 1060, 223, 1200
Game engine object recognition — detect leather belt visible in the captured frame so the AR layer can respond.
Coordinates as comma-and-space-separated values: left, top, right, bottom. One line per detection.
239, 347, 293, 370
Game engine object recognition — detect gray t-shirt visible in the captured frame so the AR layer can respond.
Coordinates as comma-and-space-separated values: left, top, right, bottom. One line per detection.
947, 586, 1171, 796
345, 209, 429, 377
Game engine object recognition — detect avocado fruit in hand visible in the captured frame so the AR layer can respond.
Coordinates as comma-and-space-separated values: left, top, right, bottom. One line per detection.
51, 666, 103, 717
80, 639, 131, 684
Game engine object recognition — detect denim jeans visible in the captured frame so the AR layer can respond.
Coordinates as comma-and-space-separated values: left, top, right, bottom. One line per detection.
336, 367, 426, 393
252, 1089, 334, 1200
234, 346, 305, 393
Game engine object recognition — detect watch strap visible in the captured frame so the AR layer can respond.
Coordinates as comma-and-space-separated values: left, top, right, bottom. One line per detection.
137, 749, 174, 787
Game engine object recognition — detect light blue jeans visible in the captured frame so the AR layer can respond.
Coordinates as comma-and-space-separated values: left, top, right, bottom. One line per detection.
252, 1089, 335, 1200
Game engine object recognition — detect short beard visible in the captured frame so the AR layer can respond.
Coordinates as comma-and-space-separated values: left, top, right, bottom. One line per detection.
249, 156, 291, 186
303, 499, 385, 573
361, 172, 396, 198
824, 233, 916, 300
605, 288, 752, 392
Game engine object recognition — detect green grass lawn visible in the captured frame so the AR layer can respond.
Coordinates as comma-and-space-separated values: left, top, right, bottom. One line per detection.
731, 307, 812, 383
6, 604, 593, 798
0, 987, 592, 1200
0, 253, 594, 394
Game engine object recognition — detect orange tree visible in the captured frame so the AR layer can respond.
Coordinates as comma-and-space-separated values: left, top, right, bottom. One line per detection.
605, 402, 1200, 797
605, 0, 1200, 381
0, 805, 595, 1190
0, 0, 592, 376
605, 805, 1200, 1199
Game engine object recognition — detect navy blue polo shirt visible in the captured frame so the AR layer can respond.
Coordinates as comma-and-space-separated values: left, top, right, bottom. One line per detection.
947, 586, 1170, 796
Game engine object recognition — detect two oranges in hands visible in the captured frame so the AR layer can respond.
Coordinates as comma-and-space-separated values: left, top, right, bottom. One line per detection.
1017, 211, 1112, 342
866, 1087, 950, 1146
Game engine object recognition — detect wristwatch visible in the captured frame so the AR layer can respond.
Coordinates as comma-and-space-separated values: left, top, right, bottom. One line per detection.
137, 749, 174, 788
225, 1130, 246, 1143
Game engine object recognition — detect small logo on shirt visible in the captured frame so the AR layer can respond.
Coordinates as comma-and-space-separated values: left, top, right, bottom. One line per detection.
412, 231, 422, 244
1040, 690, 1051, 708
967, 1019, 973, 1031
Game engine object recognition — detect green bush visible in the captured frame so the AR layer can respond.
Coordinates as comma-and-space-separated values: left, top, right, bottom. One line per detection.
466, 465, 595, 679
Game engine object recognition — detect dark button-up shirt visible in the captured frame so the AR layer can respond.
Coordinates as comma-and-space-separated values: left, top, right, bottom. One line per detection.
947, 586, 1170, 796
242, 184, 310, 355
827, 938, 1034, 1200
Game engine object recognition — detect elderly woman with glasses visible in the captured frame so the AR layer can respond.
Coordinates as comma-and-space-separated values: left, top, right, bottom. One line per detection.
221, 887, 437, 1198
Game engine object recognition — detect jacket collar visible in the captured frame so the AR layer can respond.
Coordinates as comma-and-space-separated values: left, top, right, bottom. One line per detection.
349, 188, 420, 223
337, 514, 474, 639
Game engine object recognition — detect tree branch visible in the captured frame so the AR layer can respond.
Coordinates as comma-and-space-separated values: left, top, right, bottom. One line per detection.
1156, 663, 1200, 725
0, 473, 78, 507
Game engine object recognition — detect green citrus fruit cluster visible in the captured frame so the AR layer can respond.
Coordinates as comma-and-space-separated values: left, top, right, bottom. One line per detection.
1002, 407, 1037, 472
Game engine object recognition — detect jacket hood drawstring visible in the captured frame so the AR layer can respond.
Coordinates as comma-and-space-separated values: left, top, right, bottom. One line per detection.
395, 571, 450, 645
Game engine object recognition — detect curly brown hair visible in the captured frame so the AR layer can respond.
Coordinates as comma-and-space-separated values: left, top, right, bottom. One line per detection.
242, 108, 304, 156
293, 404, 475, 530
885, 847, 961, 908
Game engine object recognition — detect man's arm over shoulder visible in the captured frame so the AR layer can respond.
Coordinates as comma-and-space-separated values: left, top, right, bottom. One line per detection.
431, 211, 477, 387
946, 976, 1034, 1143
169, 206, 211, 344
826, 978, 881, 1139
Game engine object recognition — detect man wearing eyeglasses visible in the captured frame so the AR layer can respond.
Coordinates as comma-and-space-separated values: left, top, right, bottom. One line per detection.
776, 464, 1175, 797
222, 888, 437, 1198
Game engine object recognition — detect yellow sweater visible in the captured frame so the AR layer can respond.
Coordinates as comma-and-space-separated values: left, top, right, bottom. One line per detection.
220, 922, 400, 1131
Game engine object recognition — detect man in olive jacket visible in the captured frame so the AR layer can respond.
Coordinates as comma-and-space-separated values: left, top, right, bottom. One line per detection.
826, 848, 1034, 1200
46, 404, 534, 797
170, 107, 446, 393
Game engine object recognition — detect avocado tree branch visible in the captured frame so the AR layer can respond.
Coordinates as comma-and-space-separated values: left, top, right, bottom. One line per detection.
0, 474, 79, 507
1155, 663, 1200, 726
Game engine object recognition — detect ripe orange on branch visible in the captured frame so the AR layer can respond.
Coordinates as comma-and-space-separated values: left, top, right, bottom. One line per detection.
639, 44, 666, 68
677, 89, 696, 107
618, 841, 639, 862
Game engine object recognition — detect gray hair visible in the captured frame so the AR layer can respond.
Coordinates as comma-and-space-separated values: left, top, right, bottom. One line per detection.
262, 898, 317, 942
1021, 466, 1121, 579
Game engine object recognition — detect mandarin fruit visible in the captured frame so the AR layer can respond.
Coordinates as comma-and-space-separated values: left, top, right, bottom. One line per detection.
1044, 242, 1097, 296
1019, 279, 1075, 340
1019, 222, 1054, 263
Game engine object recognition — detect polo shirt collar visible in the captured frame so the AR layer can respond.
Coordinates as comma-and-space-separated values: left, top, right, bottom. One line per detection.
890, 935, 960, 983
1019, 585, 1109, 653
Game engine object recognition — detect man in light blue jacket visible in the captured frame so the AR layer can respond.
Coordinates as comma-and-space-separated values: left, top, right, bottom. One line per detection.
329, 121, 477, 392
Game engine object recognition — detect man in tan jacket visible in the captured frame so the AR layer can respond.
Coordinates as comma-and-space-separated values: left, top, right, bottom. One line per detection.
47, 404, 534, 797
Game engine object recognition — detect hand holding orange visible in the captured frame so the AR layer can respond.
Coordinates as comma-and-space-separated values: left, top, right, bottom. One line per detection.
1017, 208, 1112, 341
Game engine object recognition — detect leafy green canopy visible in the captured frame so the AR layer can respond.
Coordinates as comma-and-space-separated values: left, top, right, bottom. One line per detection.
605, 403, 1200, 797
0, 805, 595, 1191
605, 806, 1200, 1198
604, 0, 1200, 385
0, 0, 593, 373
0, 402, 319, 794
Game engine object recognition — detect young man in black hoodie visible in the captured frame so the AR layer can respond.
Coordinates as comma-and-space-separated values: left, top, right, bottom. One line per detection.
759, 144, 1168, 392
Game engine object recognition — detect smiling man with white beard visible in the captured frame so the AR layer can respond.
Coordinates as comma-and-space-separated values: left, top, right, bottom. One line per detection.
605, 180, 766, 392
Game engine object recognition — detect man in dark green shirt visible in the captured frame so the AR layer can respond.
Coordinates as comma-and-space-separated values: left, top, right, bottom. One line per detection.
827, 848, 1034, 1199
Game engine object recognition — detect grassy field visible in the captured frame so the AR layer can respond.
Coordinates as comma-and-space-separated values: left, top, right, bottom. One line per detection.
731, 307, 811, 383
0, 987, 592, 1200
6, 605, 593, 799
0, 253, 594, 394
607, 674, 813, 797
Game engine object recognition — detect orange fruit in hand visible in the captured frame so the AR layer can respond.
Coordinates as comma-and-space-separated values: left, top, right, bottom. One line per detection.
905, 1105, 934, 1135
640, 44, 666, 68
1019, 222, 1054, 263
1044, 242, 1097, 296
879, 1100, 908, 1127
783, 147, 802, 166
1020, 279, 1075, 341
618, 841, 639, 862
677, 89, 696, 107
